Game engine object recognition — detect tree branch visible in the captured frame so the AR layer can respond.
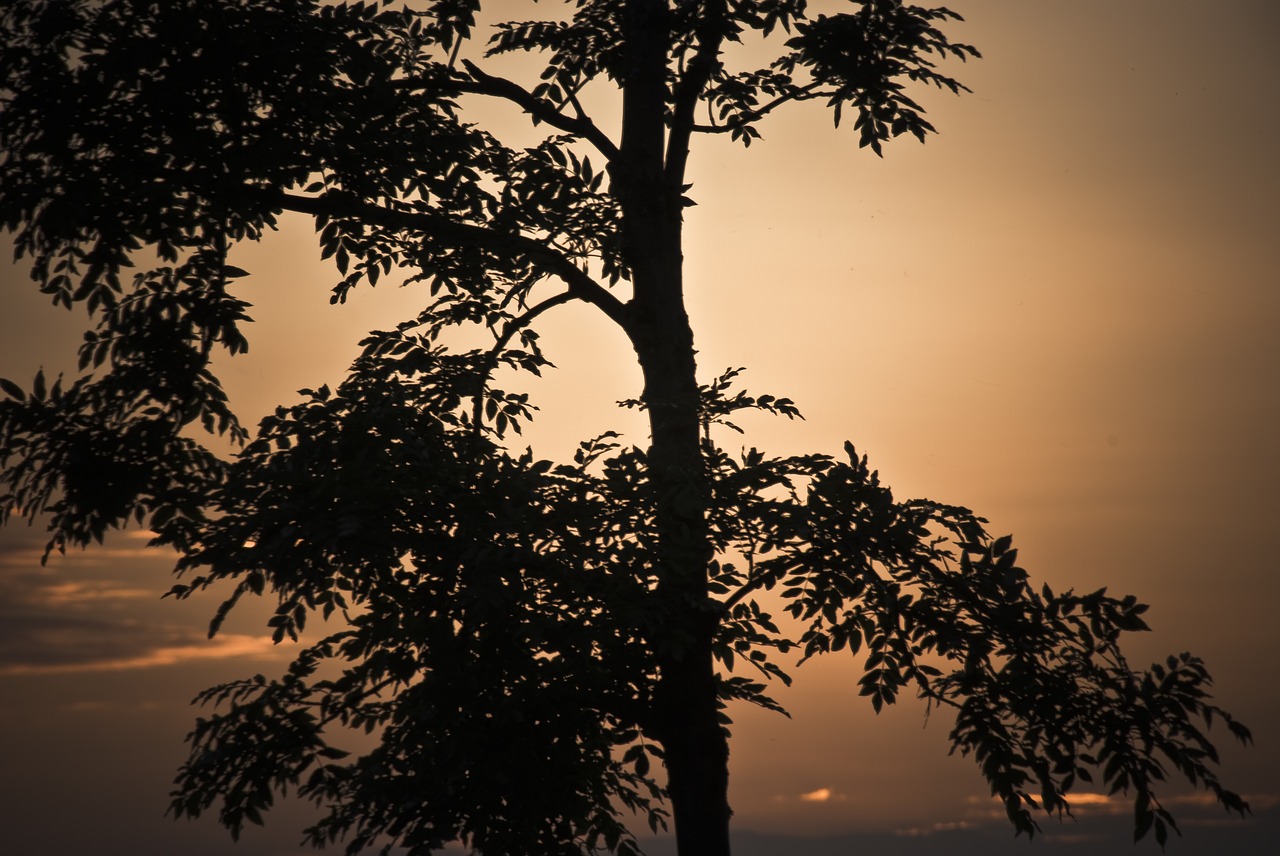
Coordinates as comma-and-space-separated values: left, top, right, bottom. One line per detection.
274, 190, 632, 333
471, 290, 579, 431
665, 0, 729, 186
449, 60, 622, 161
721, 567, 783, 613
690, 82, 827, 135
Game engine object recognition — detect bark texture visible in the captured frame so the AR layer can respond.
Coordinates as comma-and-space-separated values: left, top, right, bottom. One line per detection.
616, 3, 732, 853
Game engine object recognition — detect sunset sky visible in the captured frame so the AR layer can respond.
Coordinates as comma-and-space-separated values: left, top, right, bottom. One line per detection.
1, 2, 1277, 854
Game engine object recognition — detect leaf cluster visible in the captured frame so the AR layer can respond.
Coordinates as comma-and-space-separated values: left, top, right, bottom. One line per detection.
699, 1, 979, 150
158, 338, 680, 855
154, 354, 1251, 852
0, 248, 249, 558
779, 2, 979, 153
700, 428, 1251, 841
2, 0, 420, 307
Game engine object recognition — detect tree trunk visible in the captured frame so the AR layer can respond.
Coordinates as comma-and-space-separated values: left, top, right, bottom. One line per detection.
621, 158, 729, 853
616, 4, 731, 854
633, 326, 731, 856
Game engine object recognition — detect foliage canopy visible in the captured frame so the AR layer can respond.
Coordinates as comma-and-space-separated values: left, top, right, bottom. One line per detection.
0, 2, 1251, 855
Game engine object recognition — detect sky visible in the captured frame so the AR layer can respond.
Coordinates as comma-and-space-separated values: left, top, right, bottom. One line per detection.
2, 1, 1278, 854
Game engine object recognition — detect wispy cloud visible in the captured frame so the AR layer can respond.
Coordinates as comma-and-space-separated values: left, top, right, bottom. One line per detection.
961, 791, 1122, 820
895, 820, 975, 837
0, 632, 279, 676
0, 525, 168, 570
31, 579, 155, 604
773, 788, 850, 804
0, 542, 286, 676
958, 789, 1280, 827
800, 788, 837, 803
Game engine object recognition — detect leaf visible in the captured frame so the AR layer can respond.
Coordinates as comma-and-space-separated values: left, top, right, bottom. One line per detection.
0, 378, 25, 401
1134, 794, 1153, 841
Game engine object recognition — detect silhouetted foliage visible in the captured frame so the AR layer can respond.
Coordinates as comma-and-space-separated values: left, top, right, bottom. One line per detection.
0, 2, 1250, 855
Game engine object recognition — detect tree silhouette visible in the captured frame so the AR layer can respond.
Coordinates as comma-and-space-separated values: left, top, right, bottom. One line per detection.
0, 2, 1251, 855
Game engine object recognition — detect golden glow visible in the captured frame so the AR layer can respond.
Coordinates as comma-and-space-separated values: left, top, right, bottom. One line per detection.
798, 788, 836, 803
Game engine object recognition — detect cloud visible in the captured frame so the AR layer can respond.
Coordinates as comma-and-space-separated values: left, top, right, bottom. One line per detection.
0, 547, 286, 676
895, 820, 975, 838
0, 525, 168, 570
772, 788, 850, 804
962, 791, 1119, 818
800, 788, 835, 803
31, 580, 155, 604
958, 788, 1280, 829
0, 632, 280, 676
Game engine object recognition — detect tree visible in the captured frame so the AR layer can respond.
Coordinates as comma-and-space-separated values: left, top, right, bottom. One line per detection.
0, 2, 1252, 855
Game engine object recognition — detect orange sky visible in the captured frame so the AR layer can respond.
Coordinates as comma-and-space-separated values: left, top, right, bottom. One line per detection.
2, 2, 1277, 854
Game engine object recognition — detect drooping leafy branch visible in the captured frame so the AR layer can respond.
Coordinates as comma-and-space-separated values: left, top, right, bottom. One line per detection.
157, 351, 1251, 854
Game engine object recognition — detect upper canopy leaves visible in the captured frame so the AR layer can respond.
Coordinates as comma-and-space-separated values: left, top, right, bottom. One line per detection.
0, 0, 981, 558
1, 0, 977, 312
